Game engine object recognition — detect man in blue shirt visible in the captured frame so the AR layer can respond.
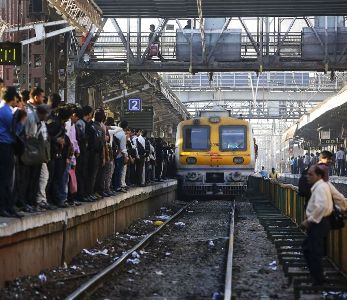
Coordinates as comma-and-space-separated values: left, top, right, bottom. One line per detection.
0, 86, 23, 218
259, 166, 269, 178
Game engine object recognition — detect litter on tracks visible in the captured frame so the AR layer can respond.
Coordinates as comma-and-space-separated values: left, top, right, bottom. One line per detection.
174, 222, 186, 227
268, 260, 277, 270
126, 258, 140, 265
38, 274, 47, 283
132, 251, 140, 258
82, 249, 109, 256
143, 220, 153, 224
155, 215, 171, 221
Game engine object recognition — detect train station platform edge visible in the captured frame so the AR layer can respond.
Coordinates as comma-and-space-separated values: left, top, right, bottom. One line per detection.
0, 180, 176, 238
0, 180, 177, 286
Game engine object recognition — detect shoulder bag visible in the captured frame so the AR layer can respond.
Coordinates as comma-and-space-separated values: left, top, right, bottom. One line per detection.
329, 191, 345, 230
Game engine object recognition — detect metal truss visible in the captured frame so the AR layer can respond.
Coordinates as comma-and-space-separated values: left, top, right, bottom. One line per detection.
163, 71, 344, 119
142, 72, 190, 120
46, 0, 102, 32
75, 17, 347, 72
93, 0, 347, 18
162, 72, 343, 91
0, 17, 9, 39
184, 98, 319, 120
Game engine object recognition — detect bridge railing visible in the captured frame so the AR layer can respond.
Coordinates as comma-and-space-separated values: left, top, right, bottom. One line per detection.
86, 31, 305, 62
248, 176, 347, 273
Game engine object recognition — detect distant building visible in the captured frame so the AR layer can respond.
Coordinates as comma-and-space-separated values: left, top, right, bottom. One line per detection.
0, 0, 63, 93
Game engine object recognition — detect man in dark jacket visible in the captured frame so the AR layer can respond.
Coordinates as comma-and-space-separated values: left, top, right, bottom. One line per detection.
46, 105, 72, 207
85, 109, 104, 200
75, 106, 93, 201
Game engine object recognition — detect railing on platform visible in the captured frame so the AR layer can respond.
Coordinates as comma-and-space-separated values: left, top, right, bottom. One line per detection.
249, 176, 347, 274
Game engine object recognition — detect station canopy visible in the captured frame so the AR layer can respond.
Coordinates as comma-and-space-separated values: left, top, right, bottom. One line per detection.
95, 0, 347, 18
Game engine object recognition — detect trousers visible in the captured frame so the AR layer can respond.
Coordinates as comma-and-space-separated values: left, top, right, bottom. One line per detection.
302, 217, 330, 283
0, 144, 15, 211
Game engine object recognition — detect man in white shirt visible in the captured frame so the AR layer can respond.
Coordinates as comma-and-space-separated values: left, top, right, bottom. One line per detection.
109, 121, 128, 193
335, 147, 346, 176
135, 129, 146, 186
301, 165, 333, 286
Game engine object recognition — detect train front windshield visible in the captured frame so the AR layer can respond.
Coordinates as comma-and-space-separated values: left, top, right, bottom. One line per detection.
183, 126, 210, 151
220, 126, 247, 151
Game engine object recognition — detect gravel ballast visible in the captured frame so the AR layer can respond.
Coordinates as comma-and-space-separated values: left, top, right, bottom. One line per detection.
94, 200, 232, 300
232, 198, 294, 299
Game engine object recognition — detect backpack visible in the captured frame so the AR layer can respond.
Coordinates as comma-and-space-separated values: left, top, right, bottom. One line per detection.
298, 168, 312, 206
137, 139, 146, 156
144, 138, 151, 157
90, 123, 104, 152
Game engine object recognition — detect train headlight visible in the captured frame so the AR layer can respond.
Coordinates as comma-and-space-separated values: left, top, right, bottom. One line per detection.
209, 116, 220, 123
232, 171, 242, 181
186, 157, 197, 164
233, 157, 244, 164
185, 172, 202, 181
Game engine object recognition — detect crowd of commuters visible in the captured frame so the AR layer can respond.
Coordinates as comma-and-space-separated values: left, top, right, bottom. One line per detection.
0, 82, 176, 218
289, 148, 347, 176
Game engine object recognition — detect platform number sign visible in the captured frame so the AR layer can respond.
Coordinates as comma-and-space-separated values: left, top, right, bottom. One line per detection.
128, 98, 142, 112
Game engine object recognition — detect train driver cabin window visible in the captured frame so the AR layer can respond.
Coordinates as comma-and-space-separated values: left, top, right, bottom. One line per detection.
183, 126, 210, 151
220, 126, 247, 151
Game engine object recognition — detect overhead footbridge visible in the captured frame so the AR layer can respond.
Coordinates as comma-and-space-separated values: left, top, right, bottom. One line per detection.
95, 0, 347, 17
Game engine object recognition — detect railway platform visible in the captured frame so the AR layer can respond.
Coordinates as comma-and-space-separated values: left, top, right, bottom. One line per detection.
0, 180, 177, 287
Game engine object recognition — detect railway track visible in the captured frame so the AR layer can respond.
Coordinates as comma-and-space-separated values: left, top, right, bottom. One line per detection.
65, 200, 236, 300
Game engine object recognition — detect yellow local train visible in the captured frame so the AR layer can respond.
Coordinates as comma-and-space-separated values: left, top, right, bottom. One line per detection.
175, 110, 256, 198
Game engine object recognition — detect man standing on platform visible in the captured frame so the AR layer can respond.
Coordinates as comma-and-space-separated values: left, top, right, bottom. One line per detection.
0, 87, 24, 217
301, 165, 332, 286
336, 147, 346, 176
110, 120, 128, 193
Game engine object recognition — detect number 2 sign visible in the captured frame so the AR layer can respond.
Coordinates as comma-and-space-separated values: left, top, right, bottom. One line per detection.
128, 99, 142, 112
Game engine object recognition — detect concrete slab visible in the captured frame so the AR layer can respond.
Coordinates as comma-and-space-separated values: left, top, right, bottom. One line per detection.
0, 180, 177, 286
0, 180, 176, 238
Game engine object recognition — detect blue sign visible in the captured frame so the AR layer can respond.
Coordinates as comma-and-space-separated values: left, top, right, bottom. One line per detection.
128, 98, 142, 112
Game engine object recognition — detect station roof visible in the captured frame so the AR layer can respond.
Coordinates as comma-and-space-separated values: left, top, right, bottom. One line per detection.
283, 87, 347, 144
95, 0, 347, 17
103, 72, 189, 124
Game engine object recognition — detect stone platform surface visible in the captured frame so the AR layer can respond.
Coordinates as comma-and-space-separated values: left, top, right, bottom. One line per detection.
0, 180, 177, 286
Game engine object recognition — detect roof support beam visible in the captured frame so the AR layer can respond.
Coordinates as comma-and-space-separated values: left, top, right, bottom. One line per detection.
304, 17, 325, 53
238, 18, 260, 56
77, 25, 97, 62
103, 84, 150, 103
46, 0, 102, 32
6, 21, 75, 45
275, 17, 297, 55
110, 18, 135, 61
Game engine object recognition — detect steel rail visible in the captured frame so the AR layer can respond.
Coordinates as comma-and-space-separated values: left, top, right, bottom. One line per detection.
65, 202, 193, 300
224, 200, 236, 300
